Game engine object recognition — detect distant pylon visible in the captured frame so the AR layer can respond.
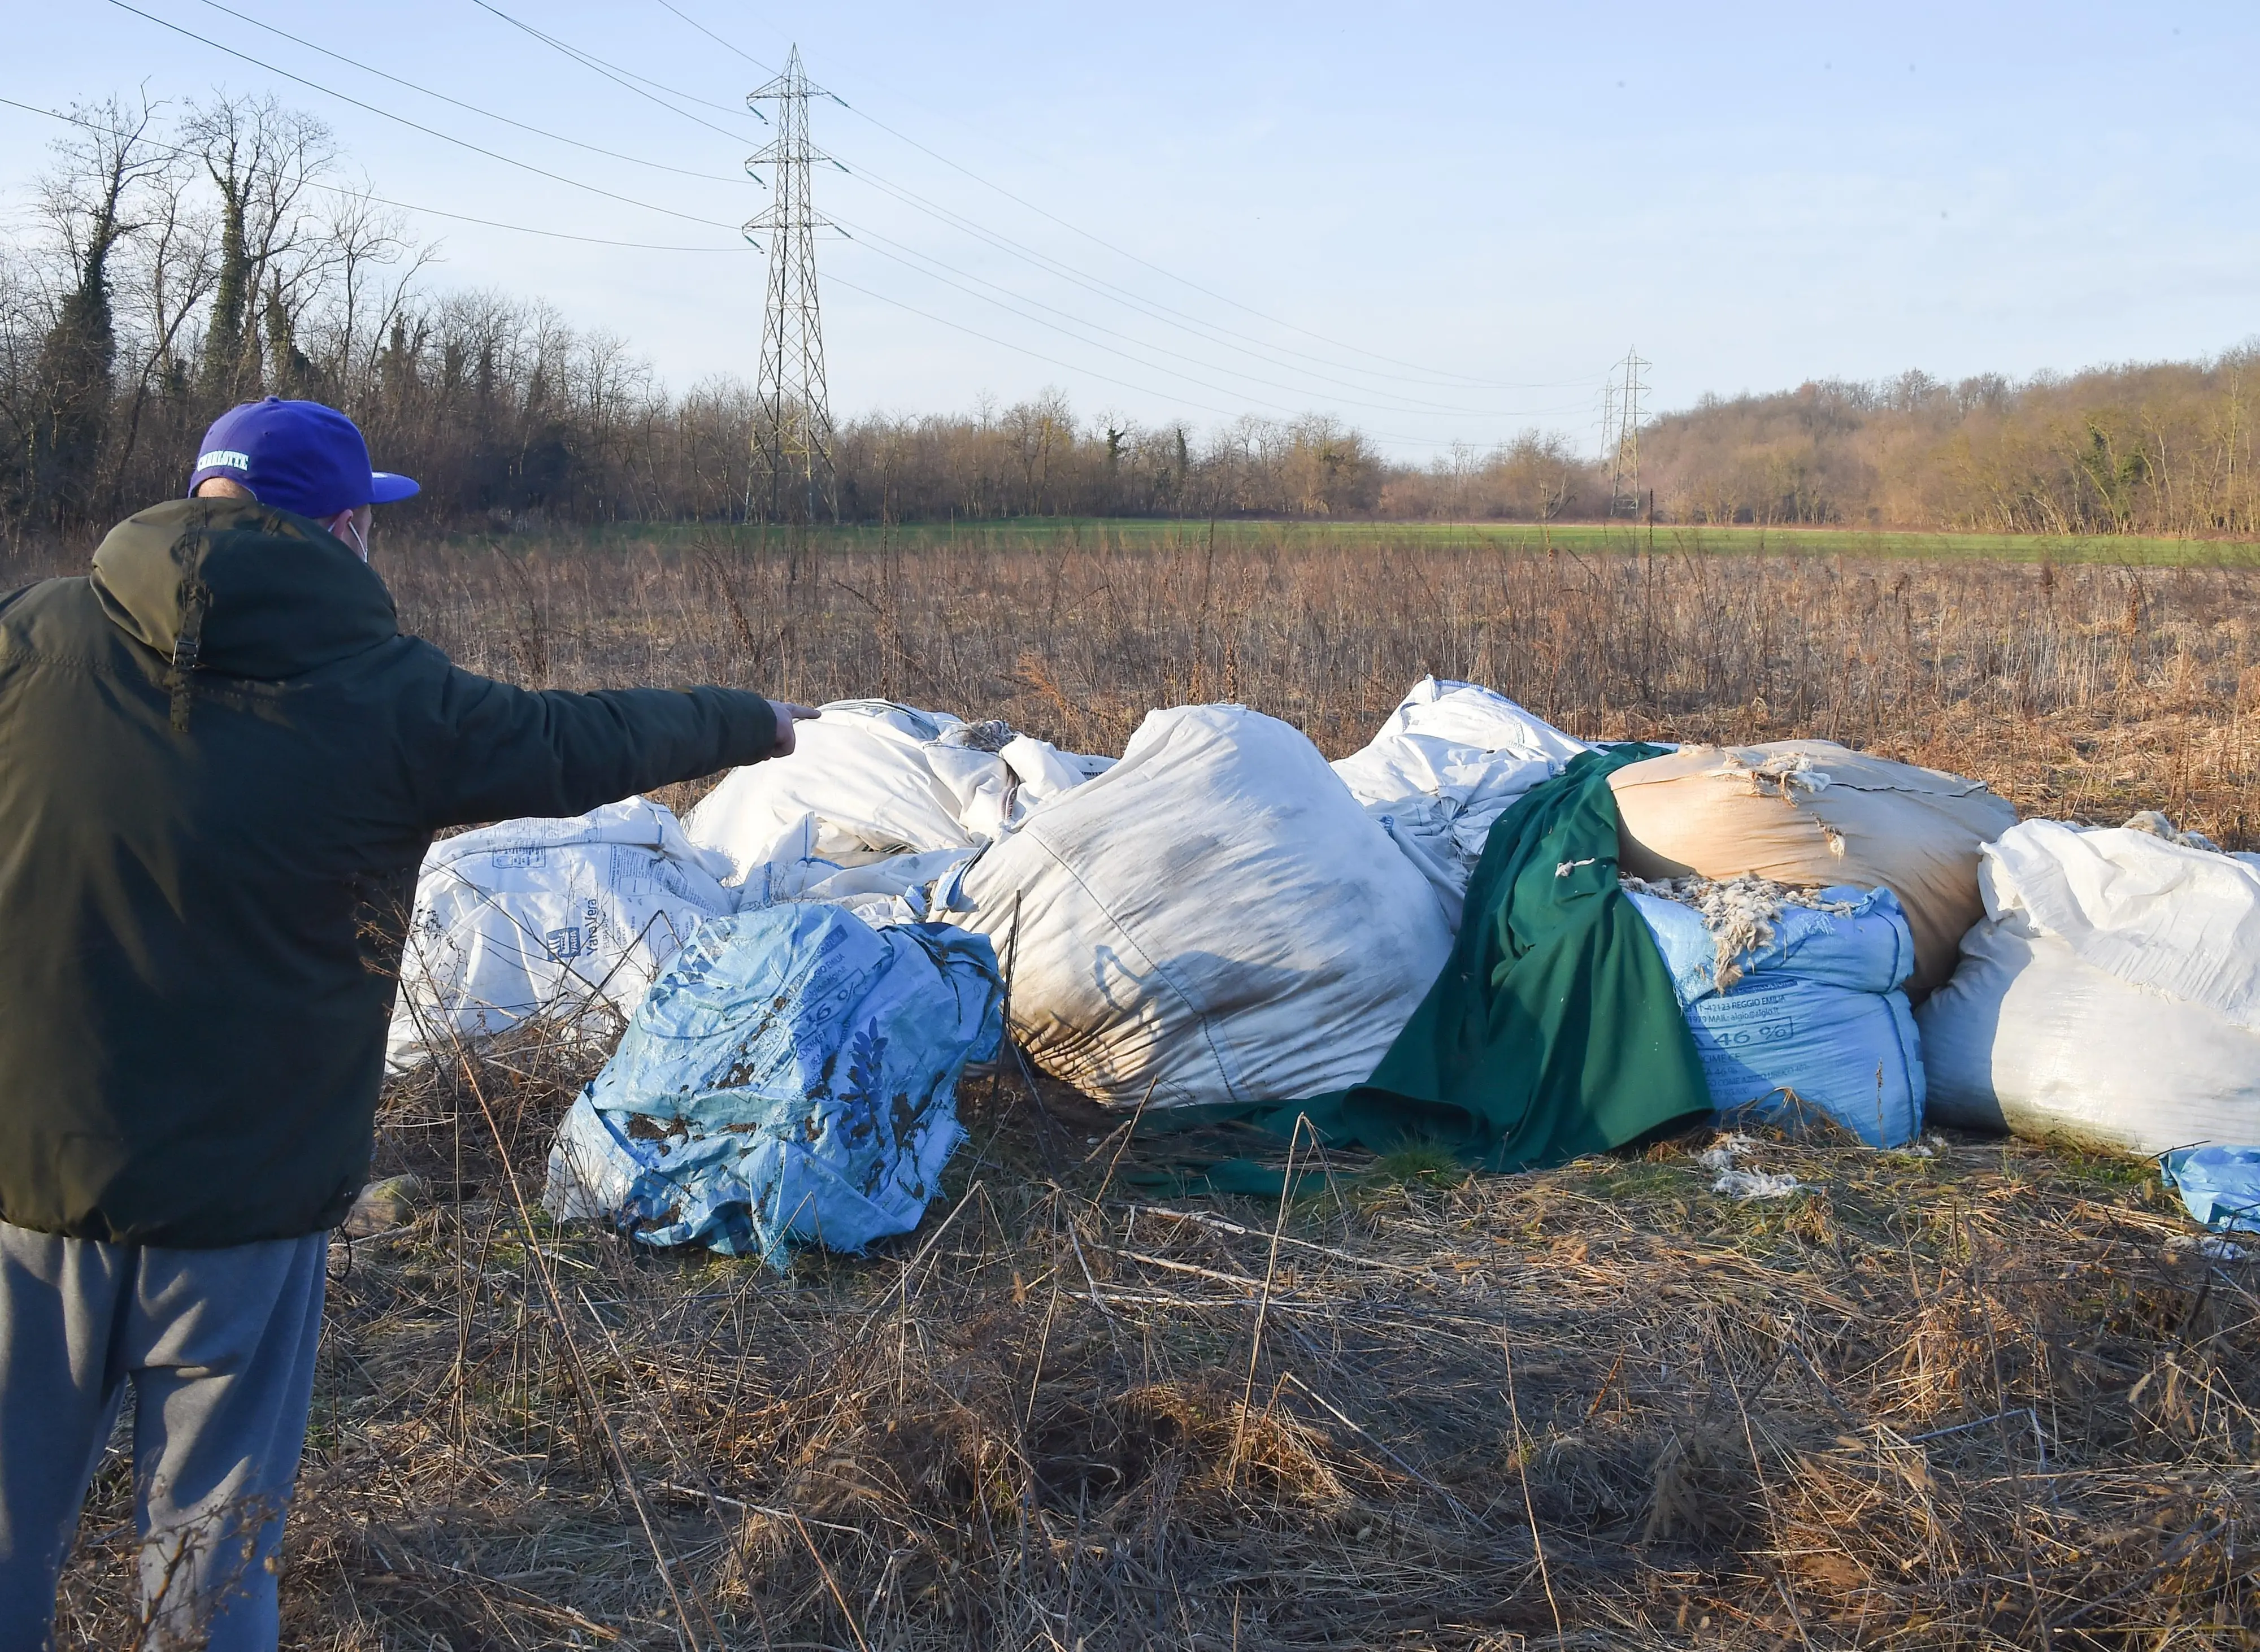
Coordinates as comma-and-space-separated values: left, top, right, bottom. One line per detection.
745, 46, 838, 523
1606, 346, 1650, 517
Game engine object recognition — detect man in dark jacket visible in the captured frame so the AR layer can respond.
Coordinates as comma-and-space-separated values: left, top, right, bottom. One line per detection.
0, 397, 810, 1648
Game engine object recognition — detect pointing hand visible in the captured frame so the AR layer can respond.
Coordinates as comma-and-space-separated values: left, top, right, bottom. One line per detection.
765, 700, 820, 758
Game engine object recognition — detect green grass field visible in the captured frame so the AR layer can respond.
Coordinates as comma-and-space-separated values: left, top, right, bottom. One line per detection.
498, 515, 2260, 564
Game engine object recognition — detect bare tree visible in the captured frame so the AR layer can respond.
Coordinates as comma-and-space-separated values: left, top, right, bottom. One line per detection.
182, 94, 334, 406
306, 183, 425, 402
29, 94, 170, 524
106, 140, 215, 512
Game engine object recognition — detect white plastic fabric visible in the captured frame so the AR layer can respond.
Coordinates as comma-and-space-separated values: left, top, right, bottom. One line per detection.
1918, 821, 2260, 1154
684, 699, 1109, 902
948, 704, 1455, 1108
386, 798, 735, 1070
1983, 820, 2260, 1031
1332, 677, 1591, 925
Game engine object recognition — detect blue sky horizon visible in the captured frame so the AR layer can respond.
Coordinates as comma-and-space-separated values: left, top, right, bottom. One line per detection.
5, 1, 2254, 459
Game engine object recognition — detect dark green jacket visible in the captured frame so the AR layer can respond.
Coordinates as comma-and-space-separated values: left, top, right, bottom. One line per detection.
0, 499, 778, 1247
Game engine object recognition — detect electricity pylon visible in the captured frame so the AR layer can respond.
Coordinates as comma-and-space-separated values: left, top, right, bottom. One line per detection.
1606, 347, 1650, 517
745, 46, 837, 523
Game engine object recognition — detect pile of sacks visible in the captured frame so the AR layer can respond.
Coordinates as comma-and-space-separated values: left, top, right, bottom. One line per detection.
689, 678, 1579, 1109
1605, 748, 2260, 1175
381, 671, 2260, 1260
399, 679, 1611, 1257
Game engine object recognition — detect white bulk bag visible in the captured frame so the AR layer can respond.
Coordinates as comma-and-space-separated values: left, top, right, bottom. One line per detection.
684, 699, 1106, 901
950, 705, 1455, 1108
1983, 820, 2260, 1027
1918, 821, 2260, 1155
1332, 677, 1590, 925
386, 798, 735, 1070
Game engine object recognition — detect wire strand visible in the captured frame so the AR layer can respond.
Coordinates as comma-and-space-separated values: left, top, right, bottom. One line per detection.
99, 0, 741, 229
192, 0, 753, 183
833, 217, 1592, 425
649, 0, 774, 73
0, 96, 752, 251
466, 0, 760, 143
646, 0, 1600, 393
825, 269, 1536, 449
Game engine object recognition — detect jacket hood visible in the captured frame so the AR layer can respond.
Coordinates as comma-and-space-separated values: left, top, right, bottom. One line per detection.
89, 498, 398, 679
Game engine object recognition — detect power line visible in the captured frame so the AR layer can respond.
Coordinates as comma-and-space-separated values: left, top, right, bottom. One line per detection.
841, 107, 1583, 394
823, 270, 1270, 423
399, 0, 1610, 416
650, 0, 774, 74
832, 220, 1593, 428
191, 0, 755, 184
827, 188, 1595, 420
0, 96, 752, 251
98, 0, 741, 229
466, 0, 761, 143
646, 0, 1601, 395
67, 5, 1612, 443
825, 268, 1544, 449
16, 86, 1553, 432
8, 91, 1487, 446
833, 134, 1602, 398
818, 149, 1501, 406
673, 42, 1537, 450
9, 84, 1567, 451
442, 0, 773, 125
188, 0, 1577, 421
544, 36, 768, 124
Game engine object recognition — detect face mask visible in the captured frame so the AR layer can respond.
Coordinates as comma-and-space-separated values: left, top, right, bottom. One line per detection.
343, 514, 370, 561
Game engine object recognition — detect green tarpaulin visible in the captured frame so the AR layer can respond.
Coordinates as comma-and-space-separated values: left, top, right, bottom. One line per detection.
1140, 745, 1713, 1180
1332, 743, 1713, 1168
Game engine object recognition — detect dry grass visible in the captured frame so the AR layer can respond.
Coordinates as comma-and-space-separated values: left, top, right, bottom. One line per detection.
59, 1031, 2258, 1649
39, 527, 2260, 1646
385, 528, 2260, 846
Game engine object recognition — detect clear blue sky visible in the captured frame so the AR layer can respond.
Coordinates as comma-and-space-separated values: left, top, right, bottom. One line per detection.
5, 1, 2254, 457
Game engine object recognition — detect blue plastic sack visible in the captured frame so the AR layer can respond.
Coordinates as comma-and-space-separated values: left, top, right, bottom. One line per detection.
1629, 885, 1924, 1147
2161, 1146, 2260, 1234
543, 903, 1003, 1266
1632, 884, 1918, 999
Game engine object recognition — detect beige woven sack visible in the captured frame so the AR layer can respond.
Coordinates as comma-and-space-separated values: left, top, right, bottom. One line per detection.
1610, 740, 2018, 998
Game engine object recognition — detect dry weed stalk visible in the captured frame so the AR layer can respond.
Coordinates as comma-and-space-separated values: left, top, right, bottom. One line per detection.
382, 531, 2260, 845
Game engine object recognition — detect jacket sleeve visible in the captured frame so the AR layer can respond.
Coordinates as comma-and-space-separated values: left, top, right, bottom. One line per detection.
403, 655, 779, 829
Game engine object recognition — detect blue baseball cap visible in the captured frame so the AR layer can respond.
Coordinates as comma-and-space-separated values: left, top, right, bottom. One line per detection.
186, 397, 419, 520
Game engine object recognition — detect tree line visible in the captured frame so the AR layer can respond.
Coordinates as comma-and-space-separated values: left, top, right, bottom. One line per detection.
1638, 361, 2259, 537
5, 94, 2254, 541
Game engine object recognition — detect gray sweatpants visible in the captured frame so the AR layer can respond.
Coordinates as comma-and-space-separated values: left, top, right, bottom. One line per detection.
0, 1220, 326, 1651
